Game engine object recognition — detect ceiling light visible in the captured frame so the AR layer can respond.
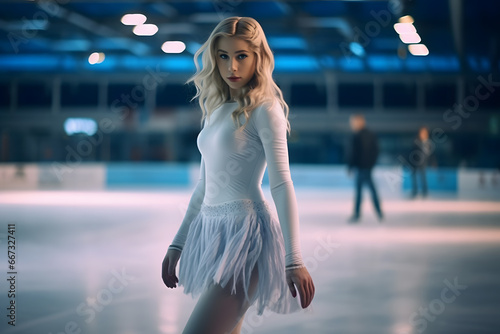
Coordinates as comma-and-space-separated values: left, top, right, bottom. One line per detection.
398, 15, 414, 24
408, 44, 429, 56
133, 24, 158, 36
88, 52, 105, 64
394, 23, 416, 35
161, 41, 186, 53
349, 42, 365, 57
399, 33, 421, 44
121, 14, 147, 26
64, 118, 98, 136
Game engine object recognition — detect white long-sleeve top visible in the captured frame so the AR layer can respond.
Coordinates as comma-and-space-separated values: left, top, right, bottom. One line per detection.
170, 100, 304, 267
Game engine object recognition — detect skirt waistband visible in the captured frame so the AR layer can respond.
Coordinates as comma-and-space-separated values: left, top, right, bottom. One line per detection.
200, 199, 270, 217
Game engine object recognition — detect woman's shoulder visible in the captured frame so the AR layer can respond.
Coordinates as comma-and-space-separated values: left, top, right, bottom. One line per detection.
253, 97, 282, 111
250, 98, 287, 131
252, 98, 284, 119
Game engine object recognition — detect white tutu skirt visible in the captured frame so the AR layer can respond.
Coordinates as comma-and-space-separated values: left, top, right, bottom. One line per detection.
178, 199, 301, 315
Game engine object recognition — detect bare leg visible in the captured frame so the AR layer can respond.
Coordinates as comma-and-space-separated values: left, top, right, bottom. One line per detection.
182, 266, 259, 334
230, 315, 245, 334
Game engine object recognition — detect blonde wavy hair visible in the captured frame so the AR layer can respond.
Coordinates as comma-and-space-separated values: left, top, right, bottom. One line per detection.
187, 16, 290, 131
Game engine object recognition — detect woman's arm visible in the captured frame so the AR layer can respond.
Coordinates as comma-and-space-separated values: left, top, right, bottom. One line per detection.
169, 156, 206, 251
252, 101, 314, 308
252, 102, 303, 268
162, 156, 205, 289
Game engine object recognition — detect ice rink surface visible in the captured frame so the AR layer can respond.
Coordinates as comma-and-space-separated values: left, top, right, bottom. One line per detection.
1, 188, 499, 334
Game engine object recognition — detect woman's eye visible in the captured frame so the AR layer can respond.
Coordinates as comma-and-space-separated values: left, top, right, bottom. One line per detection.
238, 54, 248, 60
219, 54, 228, 60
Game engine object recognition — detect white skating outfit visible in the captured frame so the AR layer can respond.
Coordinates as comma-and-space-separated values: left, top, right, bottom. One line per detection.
169, 100, 304, 314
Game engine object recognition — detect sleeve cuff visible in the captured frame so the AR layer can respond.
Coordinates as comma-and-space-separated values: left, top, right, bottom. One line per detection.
168, 244, 183, 252
285, 263, 306, 270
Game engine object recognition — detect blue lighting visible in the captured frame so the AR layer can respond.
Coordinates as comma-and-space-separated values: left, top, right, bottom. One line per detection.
319, 55, 336, 69
268, 36, 307, 50
120, 55, 158, 70
97, 38, 148, 53
21, 39, 51, 52
0, 54, 198, 72
428, 56, 460, 72
64, 118, 98, 136
368, 55, 402, 71
274, 55, 319, 72
467, 56, 491, 72
89, 57, 118, 71
371, 37, 400, 51
186, 42, 202, 55
405, 57, 427, 71
0, 54, 469, 74
349, 42, 365, 57
241, 1, 290, 18
339, 57, 365, 71
52, 40, 91, 52
160, 56, 195, 72
6, 19, 48, 31
60, 55, 78, 71
0, 54, 59, 71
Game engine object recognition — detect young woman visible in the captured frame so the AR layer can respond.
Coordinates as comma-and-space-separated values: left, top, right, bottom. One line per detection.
161, 16, 315, 334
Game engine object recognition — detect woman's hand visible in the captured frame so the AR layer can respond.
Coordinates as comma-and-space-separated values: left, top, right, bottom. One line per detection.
161, 249, 181, 288
286, 266, 315, 308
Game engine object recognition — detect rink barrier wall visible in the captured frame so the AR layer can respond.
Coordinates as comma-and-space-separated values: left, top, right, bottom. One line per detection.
401, 168, 457, 191
106, 163, 190, 187
0, 163, 499, 196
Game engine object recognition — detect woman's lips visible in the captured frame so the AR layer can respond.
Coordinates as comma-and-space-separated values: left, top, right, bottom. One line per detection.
228, 77, 241, 82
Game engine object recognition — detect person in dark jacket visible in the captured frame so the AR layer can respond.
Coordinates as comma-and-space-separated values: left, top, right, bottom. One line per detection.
347, 114, 383, 222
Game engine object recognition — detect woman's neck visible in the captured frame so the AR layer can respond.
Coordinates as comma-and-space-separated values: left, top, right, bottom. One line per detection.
229, 87, 240, 102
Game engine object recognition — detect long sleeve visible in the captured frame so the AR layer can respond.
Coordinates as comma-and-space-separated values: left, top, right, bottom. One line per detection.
169, 156, 206, 251
372, 131, 380, 166
252, 102, 304, 267
347, 134, 357, 170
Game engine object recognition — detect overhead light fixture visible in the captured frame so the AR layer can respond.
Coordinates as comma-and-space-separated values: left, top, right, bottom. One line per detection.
121, 14, 147, 26
88, 52, 105, 64
349, 42, 365, 57
393, 23, 416, 35
398, 15, 414, 24
64, 118, 98, 136
408, 44, 429, 56
133, 24, 158, 36
399, 33, 421, 44
161, 41, 186, 53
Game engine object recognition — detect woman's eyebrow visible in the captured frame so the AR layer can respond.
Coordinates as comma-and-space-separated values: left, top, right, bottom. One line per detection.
217, 49, 248, 53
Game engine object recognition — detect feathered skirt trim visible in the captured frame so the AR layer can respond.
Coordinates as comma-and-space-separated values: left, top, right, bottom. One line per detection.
178, 199, 301, 315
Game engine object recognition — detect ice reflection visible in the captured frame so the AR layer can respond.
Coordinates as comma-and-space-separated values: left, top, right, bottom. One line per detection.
0, 189, 499, 334
159, 291, 181, 334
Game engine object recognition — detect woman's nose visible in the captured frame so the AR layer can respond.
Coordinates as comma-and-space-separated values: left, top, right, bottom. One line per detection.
229, 58, 237, 72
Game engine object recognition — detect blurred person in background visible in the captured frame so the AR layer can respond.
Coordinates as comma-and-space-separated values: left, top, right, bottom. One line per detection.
410, 126, 434, 199
347, 114, 383, 223
161, 17, 314, 334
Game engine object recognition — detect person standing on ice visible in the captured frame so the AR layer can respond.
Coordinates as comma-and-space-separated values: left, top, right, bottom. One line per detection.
347, 114, 384, 223
161, 16, 315, 334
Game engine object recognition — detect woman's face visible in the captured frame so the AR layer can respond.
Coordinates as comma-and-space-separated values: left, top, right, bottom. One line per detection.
216, 36, 256, 96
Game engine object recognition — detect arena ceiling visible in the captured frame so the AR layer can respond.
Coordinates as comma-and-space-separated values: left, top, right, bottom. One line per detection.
0, 0, 498, 74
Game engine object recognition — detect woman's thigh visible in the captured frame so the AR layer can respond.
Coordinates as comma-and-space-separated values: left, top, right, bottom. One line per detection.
182, 266, 259, 334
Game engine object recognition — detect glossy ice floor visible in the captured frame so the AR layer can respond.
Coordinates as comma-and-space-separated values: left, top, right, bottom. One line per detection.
0, 189, 499, 334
